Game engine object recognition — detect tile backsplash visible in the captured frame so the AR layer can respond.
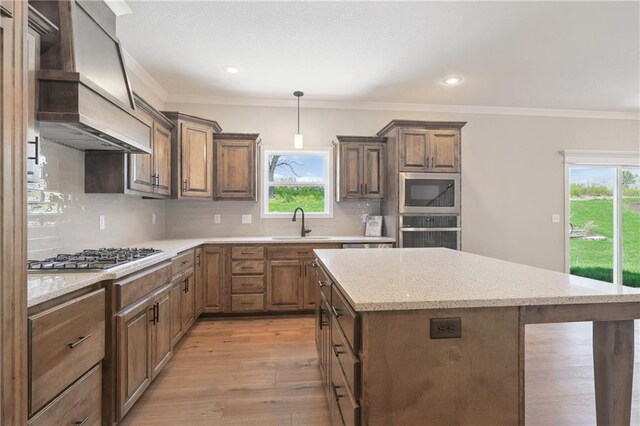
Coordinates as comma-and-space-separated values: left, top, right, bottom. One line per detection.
27, 141, 381, 259
27, 141, 166, 260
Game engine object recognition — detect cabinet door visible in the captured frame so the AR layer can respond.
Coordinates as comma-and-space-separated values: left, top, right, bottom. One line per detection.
214, 139, 255, 200
363, 143, 385, 198
340, 144, 363, 199
181, 273, 196, 333
399, 130, 429, 171
153, 123, 172, 196
129, 144, 154, 194
203, 246, 224, 313
170, 280, 183, 347
303, 260, 317, 309
151, 287, 172, 379
116, 299, 153, 419
194, 248, 204, 316
267, 260, 303, 310
428, 130, 460, 172
180, 122, 213, 198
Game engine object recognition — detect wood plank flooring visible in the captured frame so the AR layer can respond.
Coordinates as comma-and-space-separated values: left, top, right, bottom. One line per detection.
121, 316, 640, 425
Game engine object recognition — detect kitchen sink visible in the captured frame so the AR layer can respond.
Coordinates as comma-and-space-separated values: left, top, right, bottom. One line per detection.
270, 236, 333, 240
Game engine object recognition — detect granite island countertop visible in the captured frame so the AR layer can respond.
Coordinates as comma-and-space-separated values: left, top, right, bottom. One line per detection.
28, 235, 395, 307
314, 247, 640, 312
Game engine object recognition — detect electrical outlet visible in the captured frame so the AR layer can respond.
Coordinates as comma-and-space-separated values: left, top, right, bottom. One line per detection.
551, 213, 561, 224
99, 215, 106, 230
214, 214, 221, 224
430, 317, 462, 339
241, 214, 252, 224
152, 213, 157, 225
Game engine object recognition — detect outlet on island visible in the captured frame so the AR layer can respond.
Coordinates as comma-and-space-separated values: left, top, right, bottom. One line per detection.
241, 214, 252, 224
430, 317, 462, 339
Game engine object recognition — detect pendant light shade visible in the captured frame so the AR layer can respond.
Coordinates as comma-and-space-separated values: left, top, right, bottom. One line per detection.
293, 91, 304, 149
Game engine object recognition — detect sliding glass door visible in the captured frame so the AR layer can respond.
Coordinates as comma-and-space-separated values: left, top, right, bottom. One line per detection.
622, 167, 640, 286
567, 161, 640, 287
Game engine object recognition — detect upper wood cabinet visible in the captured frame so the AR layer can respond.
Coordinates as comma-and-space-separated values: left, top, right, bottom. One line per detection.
84, 94, 174, 198
335, 136, 386, 201
398, 129, 460, 173
162, 112, 222, 199
129, 95, 174, 196
377, 120, 465, 173
213, 133, 260, 201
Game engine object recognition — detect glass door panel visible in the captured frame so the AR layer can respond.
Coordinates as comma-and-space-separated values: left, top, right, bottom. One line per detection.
622, 167, 640, 287
569, 166, 616, 284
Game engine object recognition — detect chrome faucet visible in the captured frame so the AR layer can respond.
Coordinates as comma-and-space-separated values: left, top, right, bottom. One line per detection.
292, 207, 312, 237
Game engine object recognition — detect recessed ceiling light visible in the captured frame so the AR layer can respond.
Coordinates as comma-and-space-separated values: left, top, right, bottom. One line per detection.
223, 65, 239, 74
442, 75, 463, 86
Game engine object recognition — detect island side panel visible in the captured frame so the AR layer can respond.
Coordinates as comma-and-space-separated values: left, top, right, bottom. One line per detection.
360, 307, 523, 426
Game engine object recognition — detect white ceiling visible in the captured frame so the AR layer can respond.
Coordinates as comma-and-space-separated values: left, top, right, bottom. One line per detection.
117, 1, 640, 114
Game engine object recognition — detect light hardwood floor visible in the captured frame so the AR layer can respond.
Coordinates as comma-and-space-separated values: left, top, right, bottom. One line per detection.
121, 316, 640, 425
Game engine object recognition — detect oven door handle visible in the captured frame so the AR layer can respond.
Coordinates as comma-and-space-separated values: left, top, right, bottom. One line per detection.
400, 227, 462, 232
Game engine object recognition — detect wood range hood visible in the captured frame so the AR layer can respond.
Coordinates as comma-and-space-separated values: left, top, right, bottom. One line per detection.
31, 0, 151, 153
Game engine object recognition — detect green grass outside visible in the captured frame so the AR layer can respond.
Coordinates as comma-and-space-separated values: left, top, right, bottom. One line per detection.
268, 186, 325, 213
570, 198, 640, 287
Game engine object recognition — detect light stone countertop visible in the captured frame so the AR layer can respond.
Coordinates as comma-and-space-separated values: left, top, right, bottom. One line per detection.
27, 235, 395, 308
314, 247, 640, 312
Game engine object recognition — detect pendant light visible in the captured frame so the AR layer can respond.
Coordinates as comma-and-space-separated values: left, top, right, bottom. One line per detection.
293, 91, 304, 149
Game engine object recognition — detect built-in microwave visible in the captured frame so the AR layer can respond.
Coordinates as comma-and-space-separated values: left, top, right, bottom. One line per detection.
399, 172, 461, 214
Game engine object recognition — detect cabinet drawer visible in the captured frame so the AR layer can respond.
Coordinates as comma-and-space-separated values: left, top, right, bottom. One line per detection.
29, 289, 105, 415
231, 294, 265, 312
232, 246, 264, 260
331, 353, 360, 426
331, 286, 360, 353
267, 246, 316, 259
232, 260, 264, 275
29, 364, 102, 426
232, 276, 264, 294
115, 262, 172, 311
172, 250, 194, 275
331, 318, 361, 398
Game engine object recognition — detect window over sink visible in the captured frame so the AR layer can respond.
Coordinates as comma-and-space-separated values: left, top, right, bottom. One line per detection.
261, 148, 332, 218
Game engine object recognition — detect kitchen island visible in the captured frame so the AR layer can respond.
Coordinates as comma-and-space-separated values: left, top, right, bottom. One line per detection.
313, 248, 640, 426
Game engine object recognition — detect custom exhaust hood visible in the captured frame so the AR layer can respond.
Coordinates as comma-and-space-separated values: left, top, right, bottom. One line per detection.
32, 0, 151, 153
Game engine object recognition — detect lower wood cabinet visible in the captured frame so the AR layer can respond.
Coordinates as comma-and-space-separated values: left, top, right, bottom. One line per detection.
28, 289, 105, 423
304, 260, 318, 309
195, 247, 204, 316
28, 364, 102, 426
116, 284, 172, 420
202, 245, 225, 313
267, 259, 303, 310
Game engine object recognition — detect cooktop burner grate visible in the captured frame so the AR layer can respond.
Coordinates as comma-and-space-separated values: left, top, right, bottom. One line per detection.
27, 248, 162, 271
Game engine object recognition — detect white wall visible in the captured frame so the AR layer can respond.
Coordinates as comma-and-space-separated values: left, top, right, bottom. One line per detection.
165, 101, 640, 272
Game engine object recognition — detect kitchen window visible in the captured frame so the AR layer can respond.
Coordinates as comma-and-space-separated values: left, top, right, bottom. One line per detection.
261, 148, 332, 218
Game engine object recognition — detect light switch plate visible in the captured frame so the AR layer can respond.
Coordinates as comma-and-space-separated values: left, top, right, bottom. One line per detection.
552, 213, 561, 224
99, 215, 106, 230
241, 214, 252, 224
214, 214, 221, 224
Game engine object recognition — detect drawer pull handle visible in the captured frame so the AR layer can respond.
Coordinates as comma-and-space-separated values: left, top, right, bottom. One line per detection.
181, 260, 188, 265
75, 417, 89, 426
318, 280, 330, 287
240, 302, 254, 306
241, 283, 254, 286
68, 334, 92, 349
241, 266, 253, 270
333, 344, 346, 357
240, 251, 254, 254
311, 261, 318, 268
297, 251, 309, 254
331, 306, 341, 318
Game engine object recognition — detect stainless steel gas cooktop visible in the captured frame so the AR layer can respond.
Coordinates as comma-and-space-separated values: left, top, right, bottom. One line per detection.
27, 248, 162, 271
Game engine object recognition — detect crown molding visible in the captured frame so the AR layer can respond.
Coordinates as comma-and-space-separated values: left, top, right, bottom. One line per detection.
165, 94, 639, 121
122, 49, 168, 103
105, 0, 131, 16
